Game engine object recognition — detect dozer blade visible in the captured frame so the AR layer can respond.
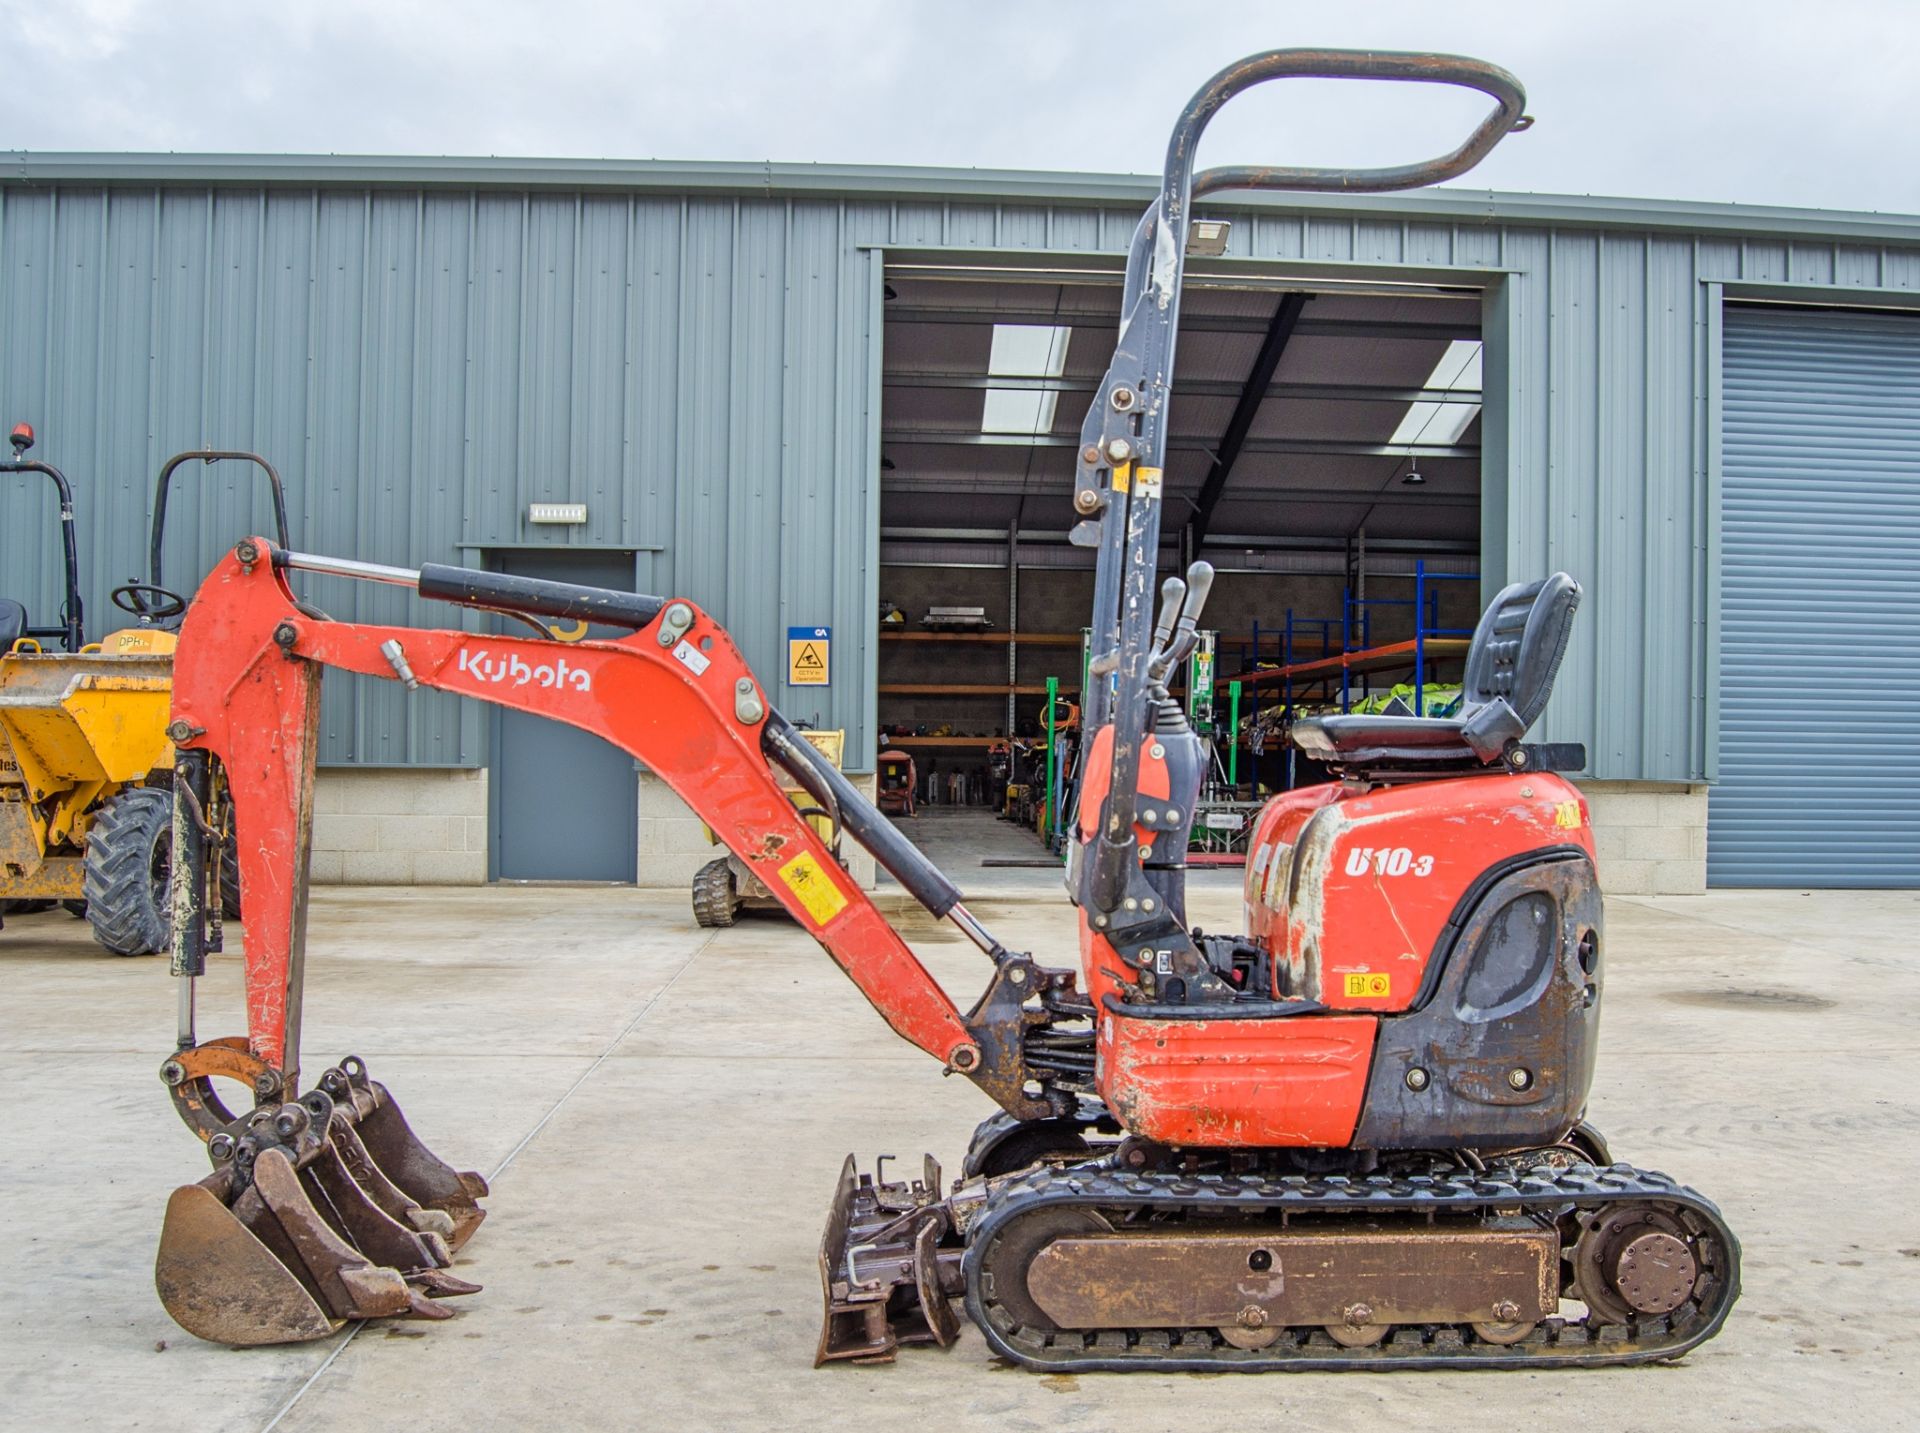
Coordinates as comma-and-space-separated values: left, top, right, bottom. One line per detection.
315, 1057, 488, 1251
156, 1081, 482, 1347
815, 1154, 963, 1366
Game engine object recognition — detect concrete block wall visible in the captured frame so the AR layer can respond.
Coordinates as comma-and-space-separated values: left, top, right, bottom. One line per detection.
311, 769, 489, 885
309, 768, 1699, 897
309, 767, 880, 890
636, 770, 879, 889
1576, 780, 1708, 895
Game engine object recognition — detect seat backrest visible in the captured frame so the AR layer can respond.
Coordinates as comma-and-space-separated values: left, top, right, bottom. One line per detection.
1456, 573, 1581, 758
0, 597, 26, 653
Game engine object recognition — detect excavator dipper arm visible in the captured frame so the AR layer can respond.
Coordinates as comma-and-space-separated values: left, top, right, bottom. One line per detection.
167, 541, 1057, 1119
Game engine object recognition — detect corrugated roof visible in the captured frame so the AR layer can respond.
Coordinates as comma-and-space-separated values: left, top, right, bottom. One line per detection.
3, 151, 1918, 245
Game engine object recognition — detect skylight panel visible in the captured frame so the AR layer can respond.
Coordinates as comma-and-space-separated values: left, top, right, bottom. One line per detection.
1388, 339, 1482, 448
982, 324, 1071, 435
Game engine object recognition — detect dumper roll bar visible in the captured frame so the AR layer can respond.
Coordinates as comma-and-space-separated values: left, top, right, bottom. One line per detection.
0, 424, 85, 652
121, 449, 294, 623
1074, 49, 1527, 922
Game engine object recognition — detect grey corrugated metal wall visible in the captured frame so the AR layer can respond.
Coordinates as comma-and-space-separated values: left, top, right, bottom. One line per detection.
5, 172, 1920, 778
0, 187, 879, 764
1711, 306, 1920, 885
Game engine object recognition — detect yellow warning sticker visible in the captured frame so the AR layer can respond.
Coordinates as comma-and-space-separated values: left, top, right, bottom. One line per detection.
777, 851, 847, 925
1344, 972, 1392, 1001
1553, 800, 1583, 829
1135, 465, 1163, 495
1110, 463, 1132, 494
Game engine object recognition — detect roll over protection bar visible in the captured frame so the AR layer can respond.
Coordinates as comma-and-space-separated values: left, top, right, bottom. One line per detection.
151, 451, 293, 596
0, 446, 85, 652
1076, 50, 1528, 919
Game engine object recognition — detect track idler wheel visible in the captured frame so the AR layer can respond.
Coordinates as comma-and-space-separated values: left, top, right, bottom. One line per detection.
1572, 1203, 1703, 1324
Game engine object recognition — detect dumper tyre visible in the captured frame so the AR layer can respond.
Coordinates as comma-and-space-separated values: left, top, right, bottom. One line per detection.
83, 786, 172, 956
691, 857, 738, 928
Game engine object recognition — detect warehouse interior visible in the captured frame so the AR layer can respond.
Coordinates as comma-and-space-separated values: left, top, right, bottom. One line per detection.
875, 264, 1488, 845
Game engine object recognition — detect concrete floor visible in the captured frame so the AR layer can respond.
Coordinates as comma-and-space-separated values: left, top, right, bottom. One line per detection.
2, 839, 1917, 1432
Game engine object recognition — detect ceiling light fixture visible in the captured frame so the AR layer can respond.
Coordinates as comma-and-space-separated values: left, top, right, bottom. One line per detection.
1185, 219, 1232, 257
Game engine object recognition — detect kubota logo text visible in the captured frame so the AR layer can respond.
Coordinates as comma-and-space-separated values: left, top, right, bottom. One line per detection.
456, 647, 592, 693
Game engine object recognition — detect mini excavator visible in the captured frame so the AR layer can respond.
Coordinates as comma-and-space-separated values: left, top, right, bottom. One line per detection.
153, 47, 1740, 1369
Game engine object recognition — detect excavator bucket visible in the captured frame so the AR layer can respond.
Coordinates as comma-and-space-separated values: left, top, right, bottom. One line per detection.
815, 1154, 961, 1365
155, 1056, 485, 1346
313, 1056, 489, 1250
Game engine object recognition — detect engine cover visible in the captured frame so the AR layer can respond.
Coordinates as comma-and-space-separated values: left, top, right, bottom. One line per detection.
1243, 772, 1594, 1010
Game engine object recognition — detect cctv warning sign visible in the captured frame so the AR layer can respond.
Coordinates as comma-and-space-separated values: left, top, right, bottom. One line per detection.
787, 626, 830, 686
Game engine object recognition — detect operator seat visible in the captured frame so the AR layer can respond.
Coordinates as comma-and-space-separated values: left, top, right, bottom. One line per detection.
0, 597, 27, 654
1290, 573, 1581, 771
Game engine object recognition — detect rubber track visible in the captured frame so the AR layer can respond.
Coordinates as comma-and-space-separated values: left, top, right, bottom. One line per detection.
82, 786, 171, 956
962, 1160, 1740, 1372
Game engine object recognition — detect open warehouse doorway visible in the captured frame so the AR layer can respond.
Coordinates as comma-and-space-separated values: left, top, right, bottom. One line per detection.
875, 262, 1489, 857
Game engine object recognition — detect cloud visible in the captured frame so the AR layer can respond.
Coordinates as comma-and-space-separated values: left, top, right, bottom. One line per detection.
0, 0, 1914, 213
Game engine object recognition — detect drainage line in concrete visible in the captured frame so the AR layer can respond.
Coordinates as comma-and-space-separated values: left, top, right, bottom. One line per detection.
257, 930, 717, 1433
487, 930, 714, 1183
258, 1331, 363, 1433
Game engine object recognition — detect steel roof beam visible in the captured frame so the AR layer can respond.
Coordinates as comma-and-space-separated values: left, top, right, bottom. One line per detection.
879, 477, 1476, 504
881, 428, 1479, 460
881, 372, 1479, 404
880, 524, 1477, 553
1190, 292, 1308, 553
883, 306, 1478, 341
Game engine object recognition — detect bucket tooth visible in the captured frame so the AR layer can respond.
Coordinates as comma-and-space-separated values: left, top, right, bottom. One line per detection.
316, 1057, 488, 1251
409, 1267, 484, 1298
815, 1154, 959, 1367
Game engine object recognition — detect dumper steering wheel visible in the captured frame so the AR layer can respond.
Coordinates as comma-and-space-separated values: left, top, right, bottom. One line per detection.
112, 582, 188, 622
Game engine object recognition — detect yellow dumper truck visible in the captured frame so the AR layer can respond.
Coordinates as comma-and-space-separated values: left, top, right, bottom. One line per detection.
0, 429, 287, 952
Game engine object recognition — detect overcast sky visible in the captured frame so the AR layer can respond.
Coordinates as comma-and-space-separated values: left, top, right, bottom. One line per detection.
6, 1, 1917, 214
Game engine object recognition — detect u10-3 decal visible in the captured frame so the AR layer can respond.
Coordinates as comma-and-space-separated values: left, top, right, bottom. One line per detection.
1343, 845, 1435, 879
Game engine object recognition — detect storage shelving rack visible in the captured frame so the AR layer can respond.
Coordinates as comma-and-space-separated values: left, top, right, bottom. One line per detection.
1224, 562, 1479, 787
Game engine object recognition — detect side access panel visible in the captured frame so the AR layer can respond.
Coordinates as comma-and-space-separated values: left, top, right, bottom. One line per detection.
1353, 854, 1603, 1149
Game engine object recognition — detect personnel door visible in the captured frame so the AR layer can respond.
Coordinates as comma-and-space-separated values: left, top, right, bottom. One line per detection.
488, 549, 640, 882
